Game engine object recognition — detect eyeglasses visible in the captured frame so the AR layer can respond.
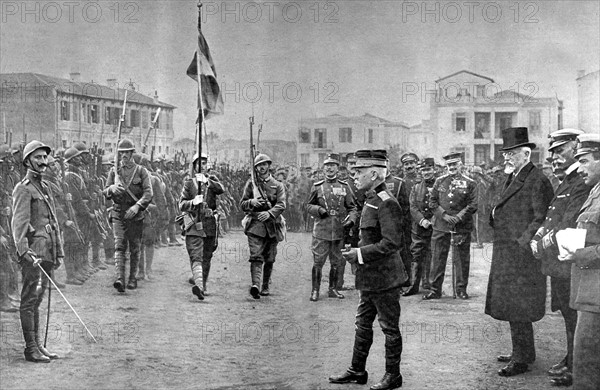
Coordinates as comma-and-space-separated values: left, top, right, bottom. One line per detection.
501, 150, 521, 157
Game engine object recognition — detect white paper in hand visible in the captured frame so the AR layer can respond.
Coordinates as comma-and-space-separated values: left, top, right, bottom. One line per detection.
556, 228, 587, 260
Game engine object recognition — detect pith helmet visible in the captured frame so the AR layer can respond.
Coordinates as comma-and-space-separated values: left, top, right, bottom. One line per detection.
254, 153, 272, 166
117, 139, 135, 152
22, 141, 52, 166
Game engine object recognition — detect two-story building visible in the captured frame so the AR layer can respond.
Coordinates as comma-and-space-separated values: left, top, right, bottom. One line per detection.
577, 69, 599, 133
429, 70, 563, 165
0, 72, 176, 154
297, 113, 409, 168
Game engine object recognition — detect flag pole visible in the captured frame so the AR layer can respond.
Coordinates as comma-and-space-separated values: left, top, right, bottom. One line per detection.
194, 1, 207, 178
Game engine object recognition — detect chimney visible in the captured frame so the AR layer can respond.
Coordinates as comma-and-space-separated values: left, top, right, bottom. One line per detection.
107, 78, 117, 89
577, 70, 586, 79
69, 72, 81, 82
153, 90, 159, 104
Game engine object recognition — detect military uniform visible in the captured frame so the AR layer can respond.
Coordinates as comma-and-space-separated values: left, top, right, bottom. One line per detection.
427, 154, 477, 299
385, 174, 412, 287
12, 141, 64, 362
103, 143, 153, 292
180, 169, 225, 298
240, 156, 286, 299
306, 175, 358, 300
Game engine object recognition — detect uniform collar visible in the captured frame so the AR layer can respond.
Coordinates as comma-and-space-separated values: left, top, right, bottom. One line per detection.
26, 169, 43, 183
565, 161, 580, 176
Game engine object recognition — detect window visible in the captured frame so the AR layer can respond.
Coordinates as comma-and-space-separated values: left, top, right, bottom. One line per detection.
474, 112, 490, 139
477, 85, 485, 98
300, 153, 310, 167
453, 112, 467, 132
529, 111, 541, 134
104, 142, 112, 153
90, 104, 99, 124
339, 127, 352, 143
474, 145, 490, 165
299, 127, 310, 143
142, 110, 149, 128
80, 103, 88, 123
62, 140, 67, 149
368, 129, 374, 144
318, 153, 327, 166
105, 107, 120, 125
130, 109, 140, 128
314, 128, 327, 148
150, 110, 160, 128
60, 101, 70, 121
495, 112, 517, 138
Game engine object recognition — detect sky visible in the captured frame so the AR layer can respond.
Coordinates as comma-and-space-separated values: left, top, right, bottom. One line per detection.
1, 0, 599, 141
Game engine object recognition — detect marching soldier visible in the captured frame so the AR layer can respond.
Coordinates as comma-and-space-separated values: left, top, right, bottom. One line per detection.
100, 155, 115, 267
403, 157, 437, 296
180, 152, 224, 300
330, 149, 407, 390
306, 153, 358, 301
531, 129, 590, 387
240, 153, 286, 299
102, 139, 153, 293
424, 152, 477, 300
11, 140, 64, 362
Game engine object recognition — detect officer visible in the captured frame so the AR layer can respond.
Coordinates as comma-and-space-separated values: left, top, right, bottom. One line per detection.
240, 153, 286, 299
11, 140, 64, 362
102, 139, 153, 293
330, 149, 407, 390
424, 152, 477, 300
399, 152, 420, 194
306, 153, 358, 301
180, 152, 224, 300
529, 129, 590, 387
403, 157, 437, 296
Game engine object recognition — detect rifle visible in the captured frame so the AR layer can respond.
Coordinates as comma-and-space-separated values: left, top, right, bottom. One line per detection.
249, 115, 266, 200
143, 108, 161, 159
58, 154, 85, 244
113, 90, 128, 182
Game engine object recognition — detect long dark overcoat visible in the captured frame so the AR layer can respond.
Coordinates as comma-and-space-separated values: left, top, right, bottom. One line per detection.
485, 162, 553, 322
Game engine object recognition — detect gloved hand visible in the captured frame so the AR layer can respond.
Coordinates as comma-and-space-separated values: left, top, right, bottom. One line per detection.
318, 207, 329, 219
342, 248, 358, 264
192, 195, 204, 206
443, 213, 460, 225
420, 219, 432, 229
455, 210, 467, 222
530, 239, 541, 259
21, 250, 41, 266
124, 204, 140, 220
109, 184, 126, 197
541, 230, 555, 250
54, 256, 63, 270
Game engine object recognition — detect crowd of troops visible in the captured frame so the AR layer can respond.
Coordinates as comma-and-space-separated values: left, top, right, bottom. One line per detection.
2, 126, 599, 390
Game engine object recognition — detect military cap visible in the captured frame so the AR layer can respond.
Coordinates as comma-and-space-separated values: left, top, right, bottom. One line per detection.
574, 133, 600, 159
400, 152, 419, 163
501, 127, 536, 151
548, 128, 585, 152
443, 152, 463, 164
354, 149, 388, 168
323, 153, 340, 166
419, 157, 435, 168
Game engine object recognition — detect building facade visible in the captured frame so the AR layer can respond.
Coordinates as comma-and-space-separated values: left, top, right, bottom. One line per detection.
577, 69, 599, 134
429, 70, 563, 166
1, 73, 175, 154
297, 113, 409, 168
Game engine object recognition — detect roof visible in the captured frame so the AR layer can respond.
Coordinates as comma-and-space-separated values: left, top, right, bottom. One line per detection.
301, 113, 408, 128
0, 72, 176, 109
435, 70, 495, 83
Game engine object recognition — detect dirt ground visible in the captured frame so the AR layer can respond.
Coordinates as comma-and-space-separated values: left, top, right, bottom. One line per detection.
1, 230, 568, 390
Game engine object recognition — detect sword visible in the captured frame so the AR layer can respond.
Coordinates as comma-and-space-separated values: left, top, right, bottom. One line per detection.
44, 275, 51, 347
37, 263, 98, 343
450, 230, 456, 299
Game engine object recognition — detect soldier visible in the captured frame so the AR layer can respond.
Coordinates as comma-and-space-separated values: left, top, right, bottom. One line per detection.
399, 152, 420, 194
11, 141, 64, 362
99, 155, 115, 267
403, 157, 437, 296
102, 139, 153, 293
424, 152, 477, 300
330, 149, 407, 390
180, 152, 224, 300
529, 129, 590, 387
558, 133, 600, 390
240, 153, 286, 299
306, 153, 358, 301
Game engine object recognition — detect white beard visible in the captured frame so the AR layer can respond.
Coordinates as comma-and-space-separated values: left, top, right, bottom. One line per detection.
504, 163, 515, 175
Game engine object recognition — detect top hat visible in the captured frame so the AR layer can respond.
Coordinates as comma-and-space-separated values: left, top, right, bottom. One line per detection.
354, 149, 388, 168
500, 127, 536, 151
574, 133, 600, 159
323, 153, 340, 166
548, 128, 585, 152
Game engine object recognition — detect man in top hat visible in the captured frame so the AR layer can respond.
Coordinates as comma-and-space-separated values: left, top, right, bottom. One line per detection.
558, 133, 600, 390
530, 128, 590, 386
423, 152, 477, 300
403, 157, 437, 296
306, 153, 358, 301
486, 127, 553, 377
330, 150, 407, 390
11, 140, 64, 362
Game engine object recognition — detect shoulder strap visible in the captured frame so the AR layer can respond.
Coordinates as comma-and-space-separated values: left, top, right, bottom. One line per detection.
123, 165, 141, 202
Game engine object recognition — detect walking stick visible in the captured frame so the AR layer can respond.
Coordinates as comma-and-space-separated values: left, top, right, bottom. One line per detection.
37, 263, 98, 343
450, 230, 456, 299
44, 271, 52, 348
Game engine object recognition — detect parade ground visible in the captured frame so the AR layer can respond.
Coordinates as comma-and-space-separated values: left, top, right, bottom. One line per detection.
1, 231, 570, 390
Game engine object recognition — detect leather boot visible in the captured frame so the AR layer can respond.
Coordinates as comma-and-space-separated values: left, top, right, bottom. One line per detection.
191, 262, 204, 300
35, 312, 58, 359
329, 367, 368, 384
145, 245, 154, 280
23, 331, 50, 363
310, 266, 321, 301
91, 245, 106, 270
328, 267, 344, 299
137, 247, 146, 280
202, 262, 211, 295
64, 258, 83, 286
402, 263, 420, 296
370, 372, 403, 390
113, 252, 126, 293
126, 277, 137, 290
260, 263, 273, 296
249, 262, 262, 299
